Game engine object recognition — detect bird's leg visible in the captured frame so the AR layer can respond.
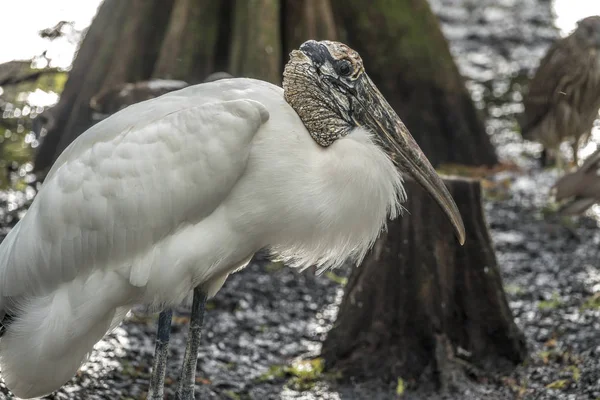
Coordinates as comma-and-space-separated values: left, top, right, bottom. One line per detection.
175, 286, 207, 400
572, 138, 580, 167
147, 308, 174, 400
556, 149, 565, 171
540, 148, 549, 168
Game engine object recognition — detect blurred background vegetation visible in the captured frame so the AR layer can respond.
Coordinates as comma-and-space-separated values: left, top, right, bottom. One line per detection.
0, 14, 96, 232
0, 62, 66, 189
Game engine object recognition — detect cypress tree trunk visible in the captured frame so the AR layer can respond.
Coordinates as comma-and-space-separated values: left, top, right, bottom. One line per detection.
33, 0, 175, 174
152, 0, 230, 83
322, 2, 517, 390
229, 0, 282, 84
101, 0, 173, 88
322, 178, 527, 387
282, 0, 338, 57
33, 0, 131, 173
331, 0, 498, 167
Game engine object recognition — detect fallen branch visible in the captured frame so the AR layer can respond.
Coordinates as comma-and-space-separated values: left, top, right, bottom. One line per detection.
0, 68, 62, 87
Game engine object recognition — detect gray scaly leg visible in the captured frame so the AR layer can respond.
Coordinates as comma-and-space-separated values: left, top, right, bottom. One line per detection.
147, 308, 173, 399
175, 286, 208, 400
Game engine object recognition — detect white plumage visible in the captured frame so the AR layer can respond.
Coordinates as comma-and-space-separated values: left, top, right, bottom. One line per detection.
0, 40, 465, 399
0, 78, 404, 398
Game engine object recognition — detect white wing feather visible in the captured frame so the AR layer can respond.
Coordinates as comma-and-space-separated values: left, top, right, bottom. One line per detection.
0, 77, 406, 399
0, 95, 269, 299
0, 82, 272, 398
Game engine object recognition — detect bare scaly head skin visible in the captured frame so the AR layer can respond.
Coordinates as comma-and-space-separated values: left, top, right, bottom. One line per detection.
283, 41, 362, 146
282, 40, 466, 245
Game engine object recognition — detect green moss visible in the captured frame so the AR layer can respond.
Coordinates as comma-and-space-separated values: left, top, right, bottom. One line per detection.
206, 300, 216, 310
288, 358, 324, 379
223, 390, 242, 400
257, 364, 287, 382
35, 71, 68, 93
120, 361, 150, 379
257, 358, 338, 391
2, 139, 32, 165
501, 376, 528, 397
127, 313, 157, 324
337, 0, 458, 86
504, 284, 525, 296
537, 200, 577, 229
539, 350, 552, 364
545, 379, 569, 389
325, 271, 348, 286
0, 66, 67, 190
264, 261, 284, 272
580, 293, 600, 311
565, 365, 581, 382
538, 293, 562, 310
396, 377, 405, 396
538, 201, 560, 218
286, 358, 324, 391
558, 216, 577, 229
538, 348, 570, 365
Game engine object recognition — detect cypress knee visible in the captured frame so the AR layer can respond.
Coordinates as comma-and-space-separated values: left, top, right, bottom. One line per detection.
322, 178, 527, 387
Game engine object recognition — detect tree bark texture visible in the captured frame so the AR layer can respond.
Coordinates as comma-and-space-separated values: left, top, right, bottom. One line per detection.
34, 0, 496, 176
34, 0, 175, 173
322, 178, 527, 385
331, 0, 498, 167
34, 0, 129, 173
282, 0, 338, 57
102, 0, 173, 89
229, 0, 282, 84
152, 0, 230, 82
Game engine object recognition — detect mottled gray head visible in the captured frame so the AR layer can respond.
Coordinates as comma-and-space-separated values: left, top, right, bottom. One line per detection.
283, 40, 365, 147
282, 39, 466, 245
574, 16, 600, 49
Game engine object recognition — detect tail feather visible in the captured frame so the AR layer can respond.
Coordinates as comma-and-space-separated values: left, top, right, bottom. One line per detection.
0, 312, 14, 337
0, 270, 134, 399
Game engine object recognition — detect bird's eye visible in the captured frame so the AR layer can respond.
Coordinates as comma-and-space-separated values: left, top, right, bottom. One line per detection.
337, 60, 352, 77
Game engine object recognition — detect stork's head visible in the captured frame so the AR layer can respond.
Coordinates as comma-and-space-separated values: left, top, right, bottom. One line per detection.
283, 39, 466, 245
574, 16, 600, 49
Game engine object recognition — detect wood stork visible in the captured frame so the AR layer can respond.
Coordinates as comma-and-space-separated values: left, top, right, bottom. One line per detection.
0, 40, 465, 399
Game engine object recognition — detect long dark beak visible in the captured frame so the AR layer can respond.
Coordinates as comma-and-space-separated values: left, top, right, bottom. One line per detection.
354, 76, 466, 245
